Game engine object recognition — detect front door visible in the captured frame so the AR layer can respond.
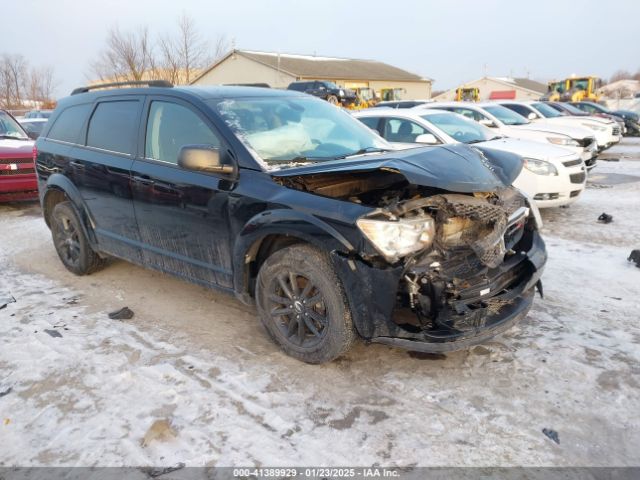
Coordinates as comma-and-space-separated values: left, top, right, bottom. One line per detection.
130, 97, 234, 289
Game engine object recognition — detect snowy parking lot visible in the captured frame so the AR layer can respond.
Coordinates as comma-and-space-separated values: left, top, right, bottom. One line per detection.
1, 139, 639, 468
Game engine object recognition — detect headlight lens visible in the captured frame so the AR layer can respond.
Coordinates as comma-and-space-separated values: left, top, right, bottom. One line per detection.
547, 136, 579, 146
523, 158, 558, 176
357, 216, 435, 261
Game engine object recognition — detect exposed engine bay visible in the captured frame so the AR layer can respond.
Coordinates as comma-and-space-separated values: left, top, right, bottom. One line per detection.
275, 168, 543, 343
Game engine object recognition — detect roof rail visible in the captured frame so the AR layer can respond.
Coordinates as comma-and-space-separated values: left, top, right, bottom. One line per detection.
71, 80, 174, 95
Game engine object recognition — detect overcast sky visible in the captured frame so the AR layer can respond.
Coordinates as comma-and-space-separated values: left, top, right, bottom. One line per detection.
4, 0, 639, 98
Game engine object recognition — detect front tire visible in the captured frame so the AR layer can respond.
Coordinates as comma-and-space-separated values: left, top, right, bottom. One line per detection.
255, 244, 356, 363
51, 201, 104, 275
326, 95, 339, 105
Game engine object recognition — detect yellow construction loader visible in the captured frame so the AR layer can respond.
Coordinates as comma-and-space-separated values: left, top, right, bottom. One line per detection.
542, 76, 601, 102
455, 87, 480, 102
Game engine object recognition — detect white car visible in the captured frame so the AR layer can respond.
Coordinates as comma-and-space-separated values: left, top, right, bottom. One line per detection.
355, 108, 587, 208
496, 100, 620, 150
422, 102, 598, 170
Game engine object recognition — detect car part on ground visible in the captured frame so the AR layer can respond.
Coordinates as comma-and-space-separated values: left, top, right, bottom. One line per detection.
628, 250, 640, 268
354, 108, 587, 208
35, 83, 547, 363
597, 213, 613, 224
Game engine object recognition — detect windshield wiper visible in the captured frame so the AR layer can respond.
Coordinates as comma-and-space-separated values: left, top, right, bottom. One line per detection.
266, 156, 324, 165
466, 139, 485, 144
333, 147, 390, 160
488, 135, 505, 141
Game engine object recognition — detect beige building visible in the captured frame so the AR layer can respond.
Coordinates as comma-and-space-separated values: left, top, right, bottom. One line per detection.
434, 76, 547, 102
191, 49, 432, 100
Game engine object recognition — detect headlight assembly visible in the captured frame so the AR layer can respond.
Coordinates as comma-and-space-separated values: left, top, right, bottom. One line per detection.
357, 216, 435, 262
547, 136, 579, 147
523, 158, 558, 176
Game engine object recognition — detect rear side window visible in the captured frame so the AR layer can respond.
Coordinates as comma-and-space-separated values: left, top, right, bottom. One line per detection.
47, 104, 91, 144
86, 101, 140, 155
504, 104, 533, 118
288, 83, 307, 91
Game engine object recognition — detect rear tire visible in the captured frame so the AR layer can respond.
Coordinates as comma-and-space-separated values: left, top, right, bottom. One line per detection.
255, 244, 356, 363
51, 201, 104, 275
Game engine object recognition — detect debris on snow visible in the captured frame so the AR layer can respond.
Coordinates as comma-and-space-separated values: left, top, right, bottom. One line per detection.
44, 329, 62, 338
141, 463, 186, 478
0, 387, 12, 398
108, 306, 134, 320
0, 295, 16, 310
628, 250, 640, 268
141, 419, 177, 447
542, 428, 560, 445
597, 213, 613, 224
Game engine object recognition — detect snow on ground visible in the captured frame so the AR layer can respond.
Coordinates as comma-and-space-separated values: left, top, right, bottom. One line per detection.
0, 139, 639, 468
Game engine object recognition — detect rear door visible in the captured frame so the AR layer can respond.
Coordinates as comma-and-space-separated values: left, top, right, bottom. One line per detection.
71, 96, 143, 261
130, 96, 234, 289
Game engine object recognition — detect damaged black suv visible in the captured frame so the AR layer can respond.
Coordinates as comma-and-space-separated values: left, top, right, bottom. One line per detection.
35, 82, 546, 363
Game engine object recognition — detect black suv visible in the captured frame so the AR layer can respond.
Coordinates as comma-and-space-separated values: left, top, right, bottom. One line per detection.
35, 81, 546, 363
287, 80, 356, 106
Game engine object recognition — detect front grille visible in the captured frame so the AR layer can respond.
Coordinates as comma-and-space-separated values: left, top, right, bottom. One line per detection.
562, 159, 582, 167
0, 168, 35, 176
612, 126, 620, 136
0, 157, 33, 165
570, 190, 582, 198
570, 172, 586, 184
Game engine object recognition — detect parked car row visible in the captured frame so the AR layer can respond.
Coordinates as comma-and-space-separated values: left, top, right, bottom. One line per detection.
30, 81, 547, 363
355, 108, 587, 208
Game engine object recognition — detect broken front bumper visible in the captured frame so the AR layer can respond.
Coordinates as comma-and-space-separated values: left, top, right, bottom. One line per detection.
332, 229, 546, 353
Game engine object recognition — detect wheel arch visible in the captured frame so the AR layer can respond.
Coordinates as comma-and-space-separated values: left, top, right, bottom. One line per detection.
232, 209, 354, 304
42, 173, 98, 246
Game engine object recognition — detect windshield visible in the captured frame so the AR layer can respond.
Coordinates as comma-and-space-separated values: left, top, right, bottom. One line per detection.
0, 112, 29, 140
532, 102, 562, 118
422, 112, 493, 144
483, 105, 529, 125
558, 103, 586, 115
211, 96, 390, 168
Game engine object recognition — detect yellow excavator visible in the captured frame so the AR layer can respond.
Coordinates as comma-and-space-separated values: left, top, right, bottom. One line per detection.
543, 76, 601, 102
455, 87, 480, 102
347, 87, 378, 110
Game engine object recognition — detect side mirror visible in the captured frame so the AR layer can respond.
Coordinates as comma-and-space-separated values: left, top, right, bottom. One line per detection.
479, 118, 496, 128
527, 112, 538, 120
178, 145, 237, 179
415, 133, 439, 145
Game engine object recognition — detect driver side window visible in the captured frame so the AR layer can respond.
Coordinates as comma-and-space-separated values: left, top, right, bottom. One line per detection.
145, 101, 220, 164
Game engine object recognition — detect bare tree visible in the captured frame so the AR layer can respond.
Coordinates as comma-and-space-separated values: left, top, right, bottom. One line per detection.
92, 26, 158, 82
27, 66, 57, 103
91, 18, 229, 86
158, 13, 228, 84
609, 69, 632, 83
0, 54, 28, 108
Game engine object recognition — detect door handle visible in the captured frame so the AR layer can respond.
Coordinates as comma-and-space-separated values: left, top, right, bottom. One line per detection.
133, 175, 155, 186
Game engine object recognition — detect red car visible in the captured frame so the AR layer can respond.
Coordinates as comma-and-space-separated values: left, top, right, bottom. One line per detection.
0, 110, 36, 201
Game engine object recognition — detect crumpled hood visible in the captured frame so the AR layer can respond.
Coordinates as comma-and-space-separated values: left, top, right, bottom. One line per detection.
272, 144, 523, 193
